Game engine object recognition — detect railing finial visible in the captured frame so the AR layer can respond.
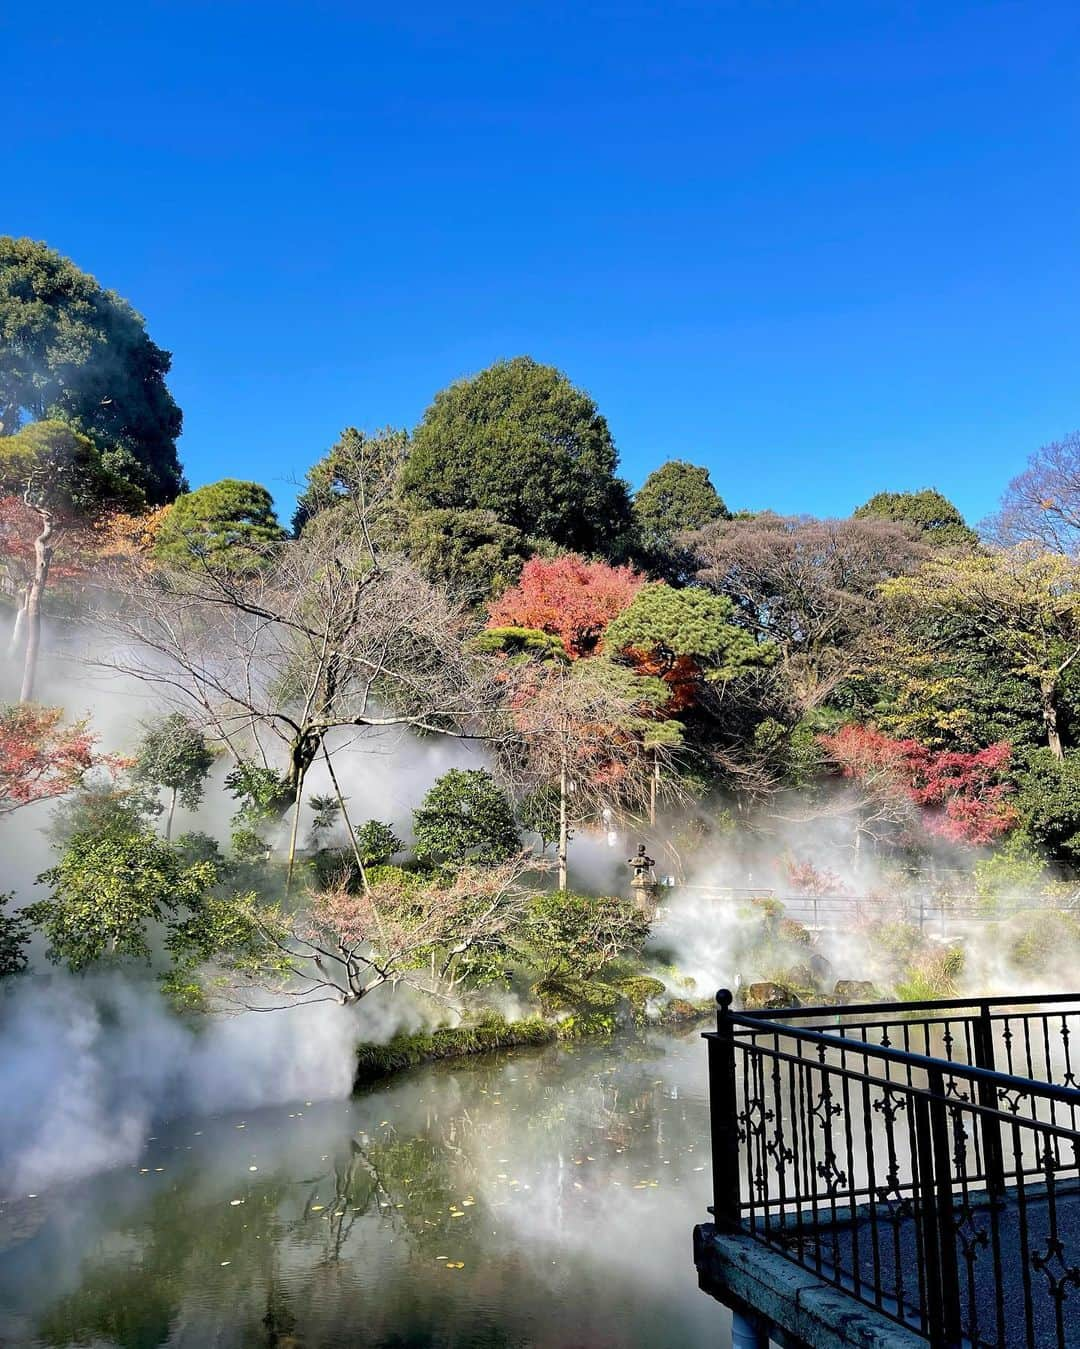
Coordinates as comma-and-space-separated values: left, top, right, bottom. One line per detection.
716, 988, 733, 1010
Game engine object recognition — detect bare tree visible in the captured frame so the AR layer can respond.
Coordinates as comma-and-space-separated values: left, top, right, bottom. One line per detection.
96, 516, 504, 880
985, 430, 1080, 556
690, 513, 926, 715
202, 851, 540, 1012
498, 657, 684, 889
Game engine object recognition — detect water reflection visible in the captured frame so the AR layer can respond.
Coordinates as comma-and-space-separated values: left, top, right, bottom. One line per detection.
0, 1029, 731, 1348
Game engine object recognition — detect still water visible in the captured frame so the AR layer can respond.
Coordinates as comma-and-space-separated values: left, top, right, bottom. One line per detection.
0, 1027, 731, 1348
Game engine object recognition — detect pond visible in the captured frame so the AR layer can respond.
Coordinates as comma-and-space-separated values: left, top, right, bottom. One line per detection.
0, 1027, 732, 1348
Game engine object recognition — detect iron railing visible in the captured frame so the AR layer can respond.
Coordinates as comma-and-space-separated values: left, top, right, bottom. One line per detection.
705, 991, 1080, 1347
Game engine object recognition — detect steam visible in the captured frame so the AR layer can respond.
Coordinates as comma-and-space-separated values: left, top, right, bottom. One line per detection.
0, 971, 428, 1198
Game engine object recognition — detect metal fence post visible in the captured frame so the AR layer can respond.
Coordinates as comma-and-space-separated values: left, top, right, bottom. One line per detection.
926, 1065, 963, 1345
971, 1001, 1006, 1200
710, 988, 741, 1230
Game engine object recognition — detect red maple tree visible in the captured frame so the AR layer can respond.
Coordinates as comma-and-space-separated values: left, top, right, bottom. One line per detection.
0, 705, 118, 814
487, 554, 644, 658
818, 724, 1017, 846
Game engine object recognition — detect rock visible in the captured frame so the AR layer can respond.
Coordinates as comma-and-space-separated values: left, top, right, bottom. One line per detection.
742, 981, 800, 1010
833, 979, 876, 1004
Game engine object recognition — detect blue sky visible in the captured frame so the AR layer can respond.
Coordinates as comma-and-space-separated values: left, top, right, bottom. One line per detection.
6, 2, 1079, 526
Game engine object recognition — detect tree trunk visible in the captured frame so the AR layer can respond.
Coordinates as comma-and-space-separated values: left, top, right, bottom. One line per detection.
557, 752, 569, 892
9, 588, 27, 659
1042, 678, 1064, 760
322, 743, 370, 895
19, 509, 55, 704
165, 787, 177, 842
285, 764, 307, 894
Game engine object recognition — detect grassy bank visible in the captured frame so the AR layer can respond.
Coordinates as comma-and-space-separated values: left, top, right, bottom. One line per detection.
353, 997, 714, 1087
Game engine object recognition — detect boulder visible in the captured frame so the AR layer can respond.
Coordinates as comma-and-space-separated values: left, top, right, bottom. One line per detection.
742, 981, 800, 1010
833, 979, 876, 1004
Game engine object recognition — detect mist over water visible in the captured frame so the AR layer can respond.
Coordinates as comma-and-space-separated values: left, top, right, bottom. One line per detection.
0, 1028, 732, 1349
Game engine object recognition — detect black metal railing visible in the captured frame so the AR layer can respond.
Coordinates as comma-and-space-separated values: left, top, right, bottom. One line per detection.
704, 991, 1080, 1347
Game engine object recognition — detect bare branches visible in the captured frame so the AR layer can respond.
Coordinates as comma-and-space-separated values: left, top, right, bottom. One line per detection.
93, 536, 506, 803
205, 851, 542, 1012
985, 430, 1080, 556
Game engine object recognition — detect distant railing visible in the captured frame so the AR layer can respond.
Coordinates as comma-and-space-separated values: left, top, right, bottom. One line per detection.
705, 991, 1080, 1346
676, 887, 1080, 935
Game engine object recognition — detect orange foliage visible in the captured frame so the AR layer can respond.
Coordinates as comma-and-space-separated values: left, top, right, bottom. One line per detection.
487, 553, 644, 658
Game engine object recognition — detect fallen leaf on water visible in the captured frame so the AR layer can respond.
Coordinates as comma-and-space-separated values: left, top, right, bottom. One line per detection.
220, 1261, 230, 1267
248, 1166, 258, 1172
230, 1200, 244, 1207
310, 1205, 325, 1212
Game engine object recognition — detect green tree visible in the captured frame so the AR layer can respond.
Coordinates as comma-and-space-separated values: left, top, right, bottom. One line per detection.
154, 479, 286, 568
400, 357, 634, 556
0, 237, 183, 502
1014, 749, 1080, 858
412, 768, 520, 867
0, 893, 30, 976
403, 507, 527, 599
132, 713, 215, 839
354, 819, 404, 866
882, 547, 1080, 759
291, 426, 409, 536
633, 459, 729, 554
605, 582, 773, 682
853, 489, 977, 548
27, 819, 218, 971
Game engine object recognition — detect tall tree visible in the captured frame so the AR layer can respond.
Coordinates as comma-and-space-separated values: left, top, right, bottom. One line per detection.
291, 426, 409, 537
400, 357, 634, 556
501, 657, 682, 888
882, 546, 1080, 761
853, 489, 978, 548
692, 513, 925, 715
0, 237, 184, 502
153, 479, 286, 570
100, 505, 503, 884
633, 459, 729, 554
987, 430, 1080, 555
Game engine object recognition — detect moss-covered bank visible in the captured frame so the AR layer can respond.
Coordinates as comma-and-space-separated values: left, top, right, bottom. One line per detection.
353, 998, 713, 1087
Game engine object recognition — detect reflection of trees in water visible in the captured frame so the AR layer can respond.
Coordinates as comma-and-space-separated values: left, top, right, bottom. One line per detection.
36, 1180, 289, 1347
26, 1034, 710, 1349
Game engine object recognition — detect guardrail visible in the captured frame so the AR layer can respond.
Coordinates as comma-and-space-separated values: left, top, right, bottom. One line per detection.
705, 991, 1080, 1346
676, 888, 1080, 936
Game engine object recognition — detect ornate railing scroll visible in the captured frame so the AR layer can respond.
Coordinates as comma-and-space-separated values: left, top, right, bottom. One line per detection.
705, 990, 1080, 1347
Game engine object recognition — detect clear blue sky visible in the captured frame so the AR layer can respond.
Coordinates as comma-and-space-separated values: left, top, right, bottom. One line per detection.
6, 2, 1079, 526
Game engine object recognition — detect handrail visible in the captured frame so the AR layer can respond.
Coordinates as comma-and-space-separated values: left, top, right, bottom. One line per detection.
730, 989, 1080, 1021
702, 987, 1080, 1347
708, 991, 1080, 1106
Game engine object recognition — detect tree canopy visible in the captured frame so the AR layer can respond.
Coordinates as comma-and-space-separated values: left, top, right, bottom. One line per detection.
853, 488, 977, 548
633, 459, 729, 548
132, 714, 215, 839
412, 769, 520, 867
487, 554, 644, 658
0, 237, 184, 502
400, 357, 634, 556
987, 430, 1080, 555
153, 479, 286, 568
605, 582, 771, 682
